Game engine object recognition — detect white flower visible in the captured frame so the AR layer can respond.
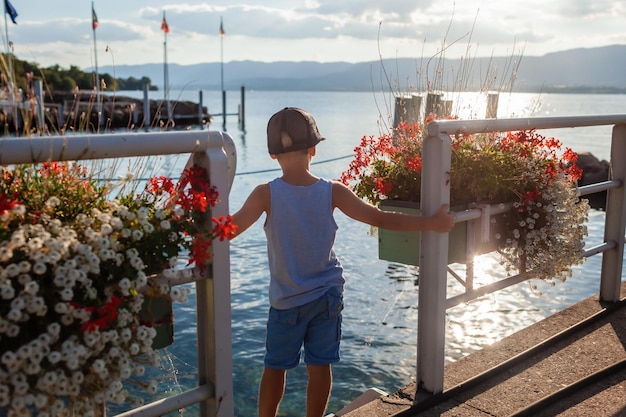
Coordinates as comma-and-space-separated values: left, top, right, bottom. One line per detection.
32, 262, 47, 275
147, 380, 158, 394
27, 237, 44, 251
129, 343, 140, 355
7, 308, 22, 321
135, 271, 148, 288
132, 229, 144, 240
47, 351, 62, 364
5, 263, 19, 277
45, 196, 61, 208
120, 328, 132, 342
119, 278, 132, 294
0, 246, 13, 262
60, 288, 74, 301
24, 281, 39, 295
60, 314, 74, 326
1, 351, 18, 367
1, 284, 15, 300
137, 206, 150, 220
12, 204, 25, 216
170, 287, 183, 301
17, 261, 30, 273
100, 223, 114, 235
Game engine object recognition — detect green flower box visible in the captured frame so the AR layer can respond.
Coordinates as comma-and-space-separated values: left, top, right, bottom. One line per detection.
140, 294, 175, 349
378, 200, 502, 266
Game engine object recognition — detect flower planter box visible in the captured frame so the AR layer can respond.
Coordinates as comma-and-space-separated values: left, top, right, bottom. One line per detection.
378, 200, 503, 266
140, 294, 175, 349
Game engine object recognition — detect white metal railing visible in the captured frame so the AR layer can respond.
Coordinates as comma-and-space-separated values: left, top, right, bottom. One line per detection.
0, 130, 237, 417
417, 115, 626, 395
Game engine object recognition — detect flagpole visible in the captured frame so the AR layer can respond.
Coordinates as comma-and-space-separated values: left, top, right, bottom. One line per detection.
3, 9, 10, 89
220, 16, 225, 130
163, 11, 171, 122
4, 6, 16, 131
91, 1, 102, 127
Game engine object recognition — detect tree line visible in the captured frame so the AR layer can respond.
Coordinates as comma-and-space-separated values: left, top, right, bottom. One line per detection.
2, 53, 156, 93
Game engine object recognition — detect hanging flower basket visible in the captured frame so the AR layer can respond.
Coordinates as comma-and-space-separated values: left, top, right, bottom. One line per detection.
0, 162, 236, 417
378, 200, 504, 266
341, 121, 589, 280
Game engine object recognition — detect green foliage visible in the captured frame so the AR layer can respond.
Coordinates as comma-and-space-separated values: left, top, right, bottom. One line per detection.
2, 53, 154, 92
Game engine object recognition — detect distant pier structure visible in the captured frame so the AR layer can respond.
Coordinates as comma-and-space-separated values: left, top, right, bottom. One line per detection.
210, 85, 246, 132
393, 92, 500, 127
0, 81, 247, 136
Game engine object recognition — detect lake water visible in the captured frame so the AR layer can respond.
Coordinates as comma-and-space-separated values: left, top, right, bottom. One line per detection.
109, 90, 625, 416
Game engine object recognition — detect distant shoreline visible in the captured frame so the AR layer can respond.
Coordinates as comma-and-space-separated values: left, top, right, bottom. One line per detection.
111, 87, 626, 94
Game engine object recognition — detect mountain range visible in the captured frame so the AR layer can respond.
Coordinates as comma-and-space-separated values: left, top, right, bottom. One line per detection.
96, 45, 626, 93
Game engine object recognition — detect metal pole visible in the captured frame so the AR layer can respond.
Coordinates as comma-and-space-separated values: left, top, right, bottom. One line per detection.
600, 123, 626, 302
417, 129, 452, 394
92, 1, 102, 129
191, 132, 236, 417
4, 11, 17, 133
35, 79, 44, 131
198, 90, 204, 129
239, 85, 245, 132
143, 83, 150, 131
163, 11, 171, 122
220, 16, 226, 130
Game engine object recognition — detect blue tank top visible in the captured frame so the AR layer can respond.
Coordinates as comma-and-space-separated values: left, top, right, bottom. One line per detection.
265, 178, 344, 309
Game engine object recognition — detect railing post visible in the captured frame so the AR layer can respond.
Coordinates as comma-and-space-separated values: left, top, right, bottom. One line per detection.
600, 123, 626, 302
191, 131, 236, 416
417, 127, 452, 394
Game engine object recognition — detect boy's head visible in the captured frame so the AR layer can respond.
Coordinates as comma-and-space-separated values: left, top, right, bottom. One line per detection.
267, 107, 325, 155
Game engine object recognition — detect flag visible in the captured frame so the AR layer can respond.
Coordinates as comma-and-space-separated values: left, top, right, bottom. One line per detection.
161, 12, 169, 33
4, 0, 17, 24
219, 17, 225, 36
92, 5, 98, 30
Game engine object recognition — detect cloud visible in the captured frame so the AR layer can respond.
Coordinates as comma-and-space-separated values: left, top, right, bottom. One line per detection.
6, 0, 625, 68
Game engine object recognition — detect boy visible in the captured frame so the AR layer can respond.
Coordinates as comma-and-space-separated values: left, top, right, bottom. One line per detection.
231, 107, 454, 417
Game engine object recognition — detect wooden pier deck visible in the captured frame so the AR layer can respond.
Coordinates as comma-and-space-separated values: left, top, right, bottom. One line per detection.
333, 281, 626, 417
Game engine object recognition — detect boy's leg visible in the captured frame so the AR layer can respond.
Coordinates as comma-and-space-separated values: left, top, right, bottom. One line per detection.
258, 366, 287, 417
306, 363, 332, 417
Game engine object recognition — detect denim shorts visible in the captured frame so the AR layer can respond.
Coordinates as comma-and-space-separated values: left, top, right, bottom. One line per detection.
264, 289, 343, 369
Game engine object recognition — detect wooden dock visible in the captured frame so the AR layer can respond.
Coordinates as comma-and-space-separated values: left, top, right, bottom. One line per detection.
332, 281, 626, 417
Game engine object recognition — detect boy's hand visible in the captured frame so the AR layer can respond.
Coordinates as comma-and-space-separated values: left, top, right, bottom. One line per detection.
432, 204, 455, 233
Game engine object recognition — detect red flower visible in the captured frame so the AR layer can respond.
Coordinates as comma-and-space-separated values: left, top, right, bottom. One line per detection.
212, 215, 238, 241
148, 176, 176, 196
374, 177, 393, 195
81, 296, 122, 332
0, 192, 20, 216
189, 236, 212, 267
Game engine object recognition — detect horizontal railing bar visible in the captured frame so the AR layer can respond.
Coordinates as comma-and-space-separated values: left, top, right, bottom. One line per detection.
446, 241, 618, 309
453, 203, 513, 223
578, 180, 621, 196
428, 114, 626, 136
582, 241, 617, 258
0, 130, 228, 164
153, 267, 207, 287
112, 385, 213, 417
446, 273, 530, 309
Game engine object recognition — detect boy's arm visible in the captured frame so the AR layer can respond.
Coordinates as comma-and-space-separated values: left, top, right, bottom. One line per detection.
332, 181, 455, 233
230, 183, 270, 238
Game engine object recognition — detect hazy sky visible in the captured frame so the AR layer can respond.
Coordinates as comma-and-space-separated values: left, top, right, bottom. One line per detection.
3, 0, 624, 70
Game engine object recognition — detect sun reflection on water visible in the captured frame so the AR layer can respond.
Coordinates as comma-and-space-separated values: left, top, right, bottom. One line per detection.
445, 253, 548, 362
